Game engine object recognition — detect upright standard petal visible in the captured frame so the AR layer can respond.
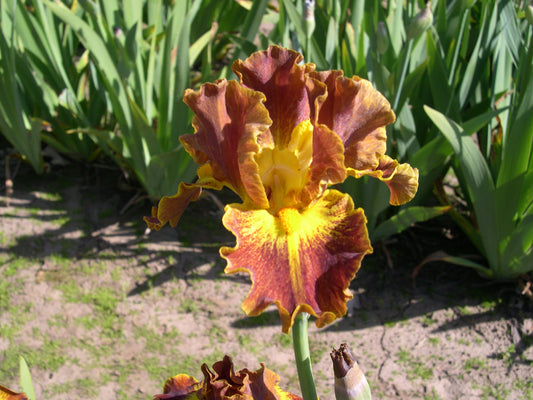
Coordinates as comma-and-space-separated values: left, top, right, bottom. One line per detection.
233, 46, 315, 148
309, 70, 419, 205
182, 79, 272, 207
310, 71, 394, 171
221, 190, 372, 333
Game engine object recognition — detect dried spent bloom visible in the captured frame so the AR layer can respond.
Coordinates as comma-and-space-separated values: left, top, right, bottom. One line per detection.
153, 355, 302, 400
145, 46, 418, 333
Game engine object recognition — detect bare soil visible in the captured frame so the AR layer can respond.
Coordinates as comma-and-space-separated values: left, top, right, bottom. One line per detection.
1, 160, 532, 400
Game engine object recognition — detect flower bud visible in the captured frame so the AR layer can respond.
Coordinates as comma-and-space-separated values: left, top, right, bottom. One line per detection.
376, 21, 389, 54
304, 0, 316, 37
526, 1, 533, 26
406, 1, 433, 40
331, 344, 371, 400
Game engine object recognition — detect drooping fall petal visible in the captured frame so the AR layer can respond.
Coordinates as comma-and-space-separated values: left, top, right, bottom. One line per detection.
221, 190, 372, 333
144, 183, 202, 230
153, 356, 302, 400
351, 155, 419, 206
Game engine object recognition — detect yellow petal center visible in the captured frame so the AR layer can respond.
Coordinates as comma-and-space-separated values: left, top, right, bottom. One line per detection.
278, 206, 304, 298
255, 119, 314, 212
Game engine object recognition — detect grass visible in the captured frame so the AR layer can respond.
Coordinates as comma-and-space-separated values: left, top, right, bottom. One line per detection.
309, 340, 330, 365
208, 324, 228, 344
273, 332, 293, 349
396, 348, 433, 381
179, 298, 200, 313
31, 338, 69, 372
3, 256, 36, 277
0, 278, 12, 310
463, 357, 488, 371
419, 313, 437, 326
237, 333, 254, 349
2, 162, 532, 400
481, 384, 511, 400
0, 230, 13, 245
424, 389, 444, 400
1, 338, 69, 380
45, 378, 99, 398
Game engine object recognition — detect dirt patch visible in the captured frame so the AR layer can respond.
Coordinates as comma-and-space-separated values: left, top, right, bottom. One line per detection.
1, 160, 532, 399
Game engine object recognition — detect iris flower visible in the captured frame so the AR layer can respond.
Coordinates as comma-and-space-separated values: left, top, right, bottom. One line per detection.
153, 356, 301, 400
145, 46, 418, 333
0, 385, 28, 400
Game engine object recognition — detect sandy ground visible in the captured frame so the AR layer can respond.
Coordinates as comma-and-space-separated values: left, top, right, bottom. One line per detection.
1, 161, 532, 400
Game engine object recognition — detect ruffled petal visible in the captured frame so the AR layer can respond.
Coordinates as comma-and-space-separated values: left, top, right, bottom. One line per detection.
304, 124, 347, 203
154, 356, 302, 400
255, 119, 315, 212
221, 190, 372, 333
183, 79, 272, 207
242, 365, 303, 400
233, 46, 315, 148
144, 182, 202, 230
154, 374, 201, 400
309, 71, 395, 171
351, 155, 419, 206
0, 385, 28, 400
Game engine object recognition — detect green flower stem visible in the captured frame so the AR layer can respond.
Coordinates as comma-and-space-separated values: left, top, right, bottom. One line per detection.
292, 312, 318, 400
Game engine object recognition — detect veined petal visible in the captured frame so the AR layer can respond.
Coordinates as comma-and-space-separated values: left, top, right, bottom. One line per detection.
351, 155, 419, 206
233, 46, 315, 148
154, 356, 302, 400
182, 79, 272, 207
221, 190, 372, 333
255, 119, 315, 211
304, 124, 347, 203
144, 182, 202, 230
154, 374, 201, 399
242, 365, 302, 400
144, 172, 229, 230
309, 71, 395, 171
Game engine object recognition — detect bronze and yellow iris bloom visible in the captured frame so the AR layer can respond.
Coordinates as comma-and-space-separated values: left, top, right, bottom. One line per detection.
0, 385, 27, 400
145, 46, 418, 333
153, 356, 302, 400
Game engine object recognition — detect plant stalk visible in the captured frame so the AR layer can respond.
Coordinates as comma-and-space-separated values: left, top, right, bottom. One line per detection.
392, 39, 413, 112
293, 312, 318, 400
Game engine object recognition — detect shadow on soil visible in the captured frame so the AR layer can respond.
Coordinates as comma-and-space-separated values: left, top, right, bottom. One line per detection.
2, 162, 532, 341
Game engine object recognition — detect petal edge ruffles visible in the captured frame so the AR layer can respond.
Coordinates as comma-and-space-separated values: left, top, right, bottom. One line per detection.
182, 79, 273, 208
351, 155, 419, 206
221, 189, 372, 333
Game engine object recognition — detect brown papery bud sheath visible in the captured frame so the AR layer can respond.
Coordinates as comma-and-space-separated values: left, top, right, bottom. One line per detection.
330, 344, 371, 400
